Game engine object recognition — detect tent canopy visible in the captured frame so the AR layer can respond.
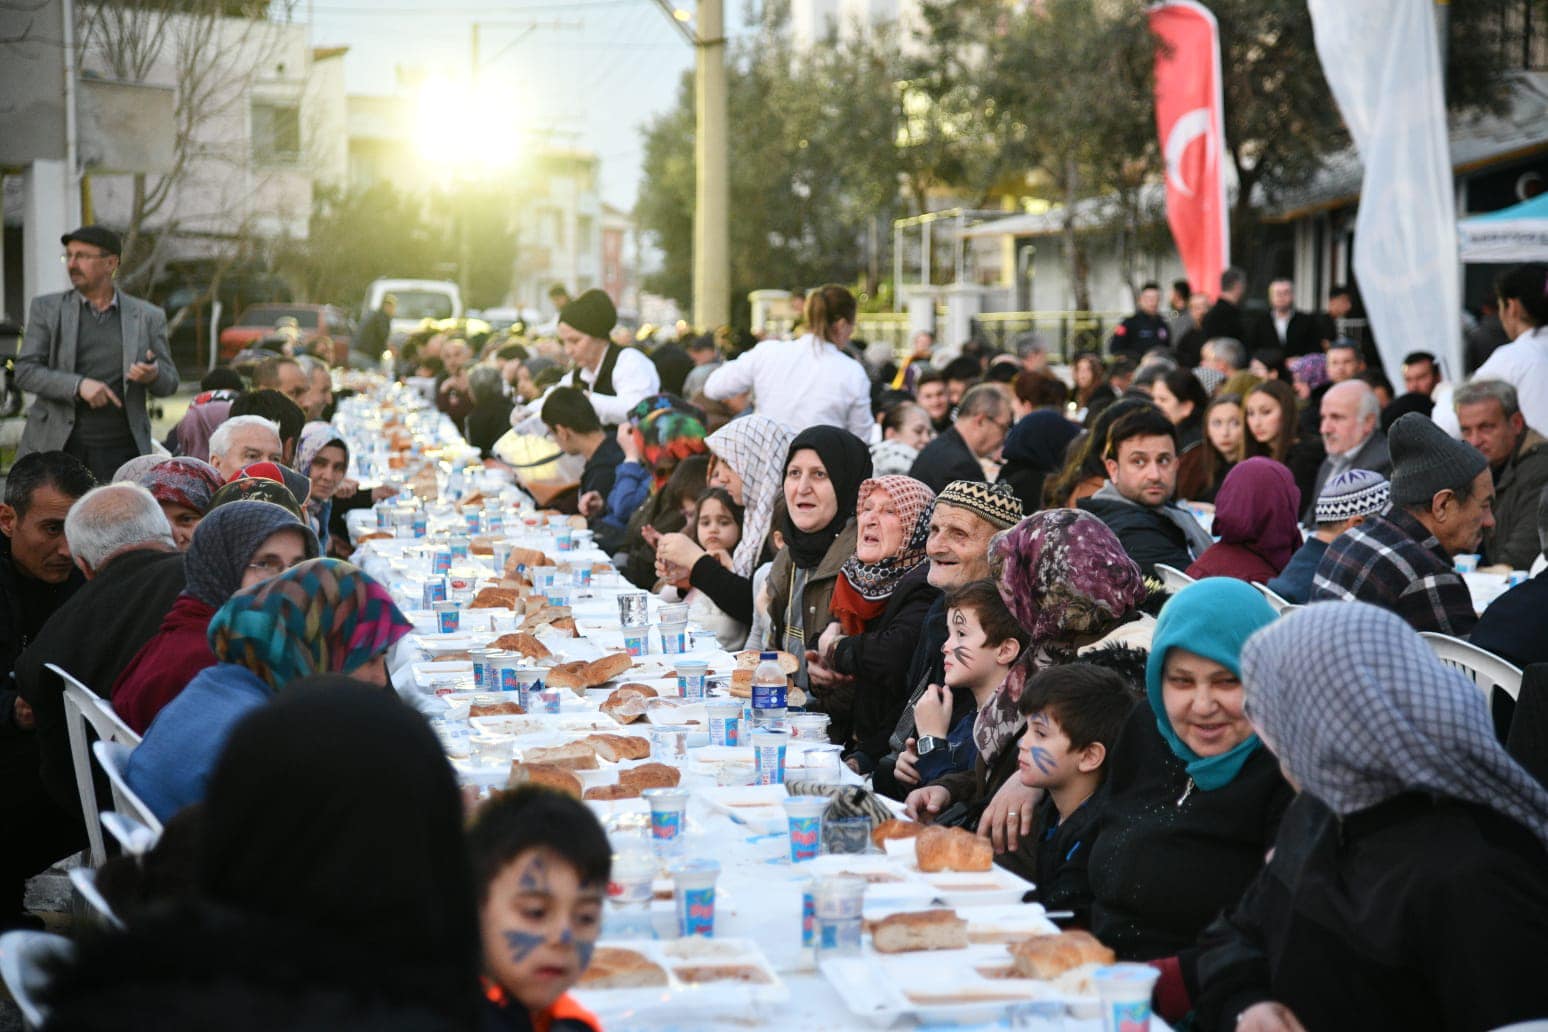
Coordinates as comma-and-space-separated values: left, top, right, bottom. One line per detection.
1459, 193, 1548, 263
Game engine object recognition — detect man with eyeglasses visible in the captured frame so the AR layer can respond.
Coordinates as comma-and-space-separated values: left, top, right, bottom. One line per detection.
15, 226, 179, 482
908, 383, 1015, 495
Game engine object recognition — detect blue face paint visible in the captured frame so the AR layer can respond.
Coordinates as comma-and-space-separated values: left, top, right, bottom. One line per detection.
1030, 746, 1057, 775
575, 938, 596, 972
503, 929, 545, 964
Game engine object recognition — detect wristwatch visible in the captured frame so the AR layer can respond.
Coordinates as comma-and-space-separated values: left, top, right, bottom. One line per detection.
916, 735, 948, 757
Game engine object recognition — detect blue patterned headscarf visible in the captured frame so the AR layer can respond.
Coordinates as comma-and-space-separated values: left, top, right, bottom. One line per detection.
207, 558, 411, 690
1145, 578, 1278, 790
1243, 602, 1548, 850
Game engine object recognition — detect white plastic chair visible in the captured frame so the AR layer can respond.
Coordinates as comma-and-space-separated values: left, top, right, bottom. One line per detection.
92, 740, 165, 840
100, 810, 159, 858
1154, 564, 1195, 593
0, 930, 75, 1029
1531, 553, 1545, 577
1419, 632, 1523, 713
1254, 582, 1299, 614
53, 663, 141, 867
67, 867, 123, 930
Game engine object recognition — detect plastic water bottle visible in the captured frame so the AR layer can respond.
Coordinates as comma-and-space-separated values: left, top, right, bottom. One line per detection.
750, 651, 787, 730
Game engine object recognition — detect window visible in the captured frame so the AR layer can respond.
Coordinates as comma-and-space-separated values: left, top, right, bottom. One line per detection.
252, 101, 301, 164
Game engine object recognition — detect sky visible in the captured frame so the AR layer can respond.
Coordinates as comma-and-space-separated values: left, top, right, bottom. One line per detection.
305, 0, 753, 212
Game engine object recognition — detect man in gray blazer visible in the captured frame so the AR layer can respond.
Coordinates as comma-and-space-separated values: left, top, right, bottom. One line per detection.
1303, 379, 1392, 524
16, 226, 179, 482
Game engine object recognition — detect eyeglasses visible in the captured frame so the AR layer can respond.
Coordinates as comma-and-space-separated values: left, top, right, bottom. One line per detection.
246, 556, 305, 576
60, 251, 113, 264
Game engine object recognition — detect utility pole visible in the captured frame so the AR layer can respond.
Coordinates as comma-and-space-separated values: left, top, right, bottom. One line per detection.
693, 0, 729, 330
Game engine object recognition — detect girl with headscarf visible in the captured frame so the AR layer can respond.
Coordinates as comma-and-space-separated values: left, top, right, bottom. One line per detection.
42, 682, 481, 1028
1196, 603, 1548, 1031
137, 457, 226, 550
766, 426, 873, 700
653, 414, 795, 626
806, 475, 938, 764
1185, 457, 1302, 583
1085, 579, 1289, 1013
294, 422, 350, 552
910, 510, 1151, 847
125, 558, 412, 821
996, 409, 1082, 516
112, 501, 321, 733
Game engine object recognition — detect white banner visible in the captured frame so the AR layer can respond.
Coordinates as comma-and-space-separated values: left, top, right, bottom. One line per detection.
1308, 0, 1460, 380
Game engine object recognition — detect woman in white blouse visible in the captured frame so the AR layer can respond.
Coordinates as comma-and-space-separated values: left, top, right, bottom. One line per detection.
703, 284, 873, 438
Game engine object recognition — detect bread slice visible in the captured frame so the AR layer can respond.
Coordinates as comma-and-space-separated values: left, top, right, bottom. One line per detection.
915, 826, 994, 873
617, 762, 680, 792
505, 547, 555, 575
734, 650, 799, 674
545, 661, 593, 693
584, 733, 652, 762
487, 632, 551, 660
469, 587, 519, 610
522, 742, 599, 770
600, 685, 654, 724
505, 762, 583, 799
468, 700, 524, 718
583, 783, 640, 801
871, 818, 927, 849
587, 652, 633, 685
1009, 931, 1115, 980
550, 615, 579, 637
871, 909, 969, 954
579, 947, 669, 988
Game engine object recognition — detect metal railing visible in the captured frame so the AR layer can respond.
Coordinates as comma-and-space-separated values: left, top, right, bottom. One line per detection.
975, 311, 1127, 362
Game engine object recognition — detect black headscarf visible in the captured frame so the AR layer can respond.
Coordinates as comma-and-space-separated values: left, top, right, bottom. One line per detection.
781, 426, 873, 569
197, 679, 479, 1021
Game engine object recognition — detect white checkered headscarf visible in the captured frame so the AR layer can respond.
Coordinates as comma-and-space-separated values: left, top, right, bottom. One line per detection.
706, 415, 795, 577
1241, 602, 1548, 850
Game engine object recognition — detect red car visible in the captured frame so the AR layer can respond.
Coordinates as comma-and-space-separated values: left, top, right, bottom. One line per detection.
218, 303, 355, 365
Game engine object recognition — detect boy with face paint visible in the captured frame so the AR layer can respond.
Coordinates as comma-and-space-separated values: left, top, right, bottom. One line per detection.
468, 787, 611, 1032
1011, 664, 1135, 928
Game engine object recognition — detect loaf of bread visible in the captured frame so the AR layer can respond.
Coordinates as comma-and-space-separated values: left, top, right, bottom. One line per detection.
544, 661, 593, 692
1009, 931, 1115, 980
582, 783, 639, 801
588, 652, 634, 685
578, 947, 668, 988
870, 909, 969, 954
617, 762, 680, 791
549, 616, 578, 637
600, 685, 654, 723
469, 587, 519, 610
522, 742, 599, 771
487, 632, 551, 660
468, 700, 524, 718
730, 650, 799, 692
915, 826, 994, 872
504, 547, 555, 575
584, 733, 652, 762
871, 819, 927, 849
505, 762, 583, 799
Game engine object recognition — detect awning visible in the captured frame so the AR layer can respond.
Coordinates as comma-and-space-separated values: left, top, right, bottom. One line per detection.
1459, 193, 1548, 263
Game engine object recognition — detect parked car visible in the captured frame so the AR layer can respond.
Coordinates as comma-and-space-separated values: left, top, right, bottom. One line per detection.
218, 303, 356, 366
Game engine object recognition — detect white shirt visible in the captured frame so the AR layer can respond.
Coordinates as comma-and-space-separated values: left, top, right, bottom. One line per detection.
1474, 326, 1548, 433
703, 333, 872, 439
512, 345, 661, 432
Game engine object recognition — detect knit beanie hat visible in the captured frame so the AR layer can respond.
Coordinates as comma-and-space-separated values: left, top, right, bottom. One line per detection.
1314, 468, 1391, 524
558, 289, 617, 340
1388, 412, 1488, 507
934, 480, 1023, 530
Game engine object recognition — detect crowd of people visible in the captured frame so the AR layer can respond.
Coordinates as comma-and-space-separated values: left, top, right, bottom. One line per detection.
4, 243, 1548, 1029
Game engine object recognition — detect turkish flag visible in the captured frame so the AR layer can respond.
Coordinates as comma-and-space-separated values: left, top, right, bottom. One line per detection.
1150, 1, 1229, 299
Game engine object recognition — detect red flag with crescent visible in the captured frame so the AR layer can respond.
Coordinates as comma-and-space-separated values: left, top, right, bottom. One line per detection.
1150, 1, 1229, 299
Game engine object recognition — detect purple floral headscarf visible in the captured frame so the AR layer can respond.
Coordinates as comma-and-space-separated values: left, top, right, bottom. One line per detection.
1289, 353, 1328, 391
975, 508, 1146, 758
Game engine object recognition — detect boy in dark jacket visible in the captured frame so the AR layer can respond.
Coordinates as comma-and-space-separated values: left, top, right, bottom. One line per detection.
469, 787, 610, 1032
1012, 663, 1135, 927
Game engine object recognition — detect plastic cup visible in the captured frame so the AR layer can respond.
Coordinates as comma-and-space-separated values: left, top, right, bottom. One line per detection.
801, 743, 844, 779
470, 734, 513, 768
1455, 553, 1481, 574
531, 566, 558, 590
570, 564, 593, 588
621, 629, 649, 657
675, 659, 709, 699
657, 602, 690, 625
813, 874, 866, 956
468, 648, 498, 692
658, 621, 688, 655
824, 815, 872, 855
448, 536, 471, 560
1093, 964, 1160, 1032
514, 667, 545, 709
786, 712, 831, 741
617, 592, 651, 629
491, 539, 515, 573
705, 699, 743, 747
650, 725, 690, 761
643, 787, 690, 858
463, 510, 481, 534
432, 600, 461, 634
493, 657, 523, 694
411, 512, 427, 538
607, 848, 656, 910
690, 628, 720, 652
782, 796, 827, 863
538, 687, 562, 714
420, 575, 447, 608
545, 582, 572, 608
430, 547, 453, 574
752, 729, 789, 785
672, 859, 720, 937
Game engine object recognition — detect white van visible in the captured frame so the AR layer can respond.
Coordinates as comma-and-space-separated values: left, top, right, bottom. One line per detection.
364, 279, 462, 336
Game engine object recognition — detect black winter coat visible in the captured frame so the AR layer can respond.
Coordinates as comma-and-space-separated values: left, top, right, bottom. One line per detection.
908, 427, 984, 495
1077, 494, 1194, 579
830, 563, 940, 763
1194, 792, 1548, 1032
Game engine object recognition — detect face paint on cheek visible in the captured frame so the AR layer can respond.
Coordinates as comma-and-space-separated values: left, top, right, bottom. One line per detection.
952, 645, 971, 666
575, 937, 596, 972
1029, 746, 1057, 775
503, 930, 546, 964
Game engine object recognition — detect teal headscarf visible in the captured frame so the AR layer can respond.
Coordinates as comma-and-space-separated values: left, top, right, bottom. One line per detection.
1144, 578, 1277, 790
